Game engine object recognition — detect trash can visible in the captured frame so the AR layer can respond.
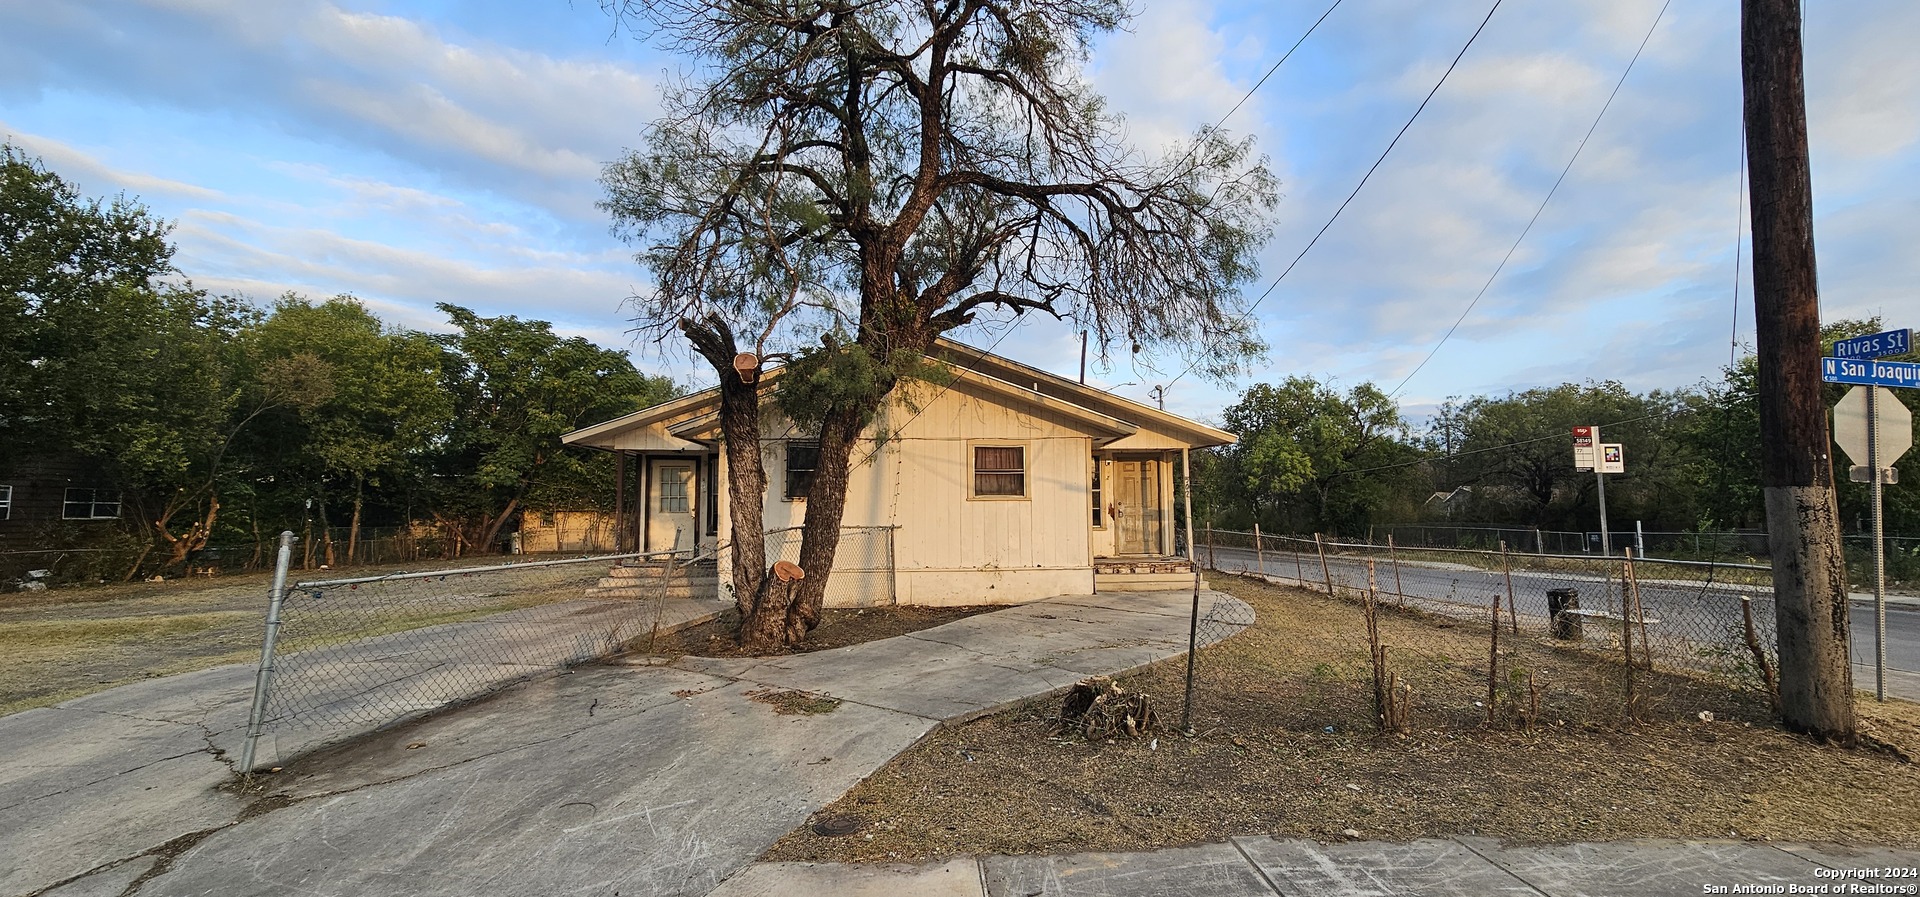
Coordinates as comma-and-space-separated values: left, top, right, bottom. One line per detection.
1547, 588, 1581, 640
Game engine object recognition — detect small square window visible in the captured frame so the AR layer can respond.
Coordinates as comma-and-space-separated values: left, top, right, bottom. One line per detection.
785, 441, 819, 500
973, 445, 1025, 497
63, 488, 121, 520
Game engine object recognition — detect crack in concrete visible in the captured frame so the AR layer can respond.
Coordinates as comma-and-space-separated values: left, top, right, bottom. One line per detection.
20, 823, 237, 897
263, 681, 729, 802
4, 747, 218, 813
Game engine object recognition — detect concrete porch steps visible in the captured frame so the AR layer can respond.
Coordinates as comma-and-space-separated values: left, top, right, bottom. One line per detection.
1094, 556, 1207, 592
587, 557, 718, 600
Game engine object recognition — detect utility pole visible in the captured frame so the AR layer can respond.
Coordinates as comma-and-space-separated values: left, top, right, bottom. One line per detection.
1742, 0, 1854, 740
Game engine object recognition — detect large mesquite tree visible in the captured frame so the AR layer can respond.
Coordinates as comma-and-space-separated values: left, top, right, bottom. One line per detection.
602, 0, 1278, 647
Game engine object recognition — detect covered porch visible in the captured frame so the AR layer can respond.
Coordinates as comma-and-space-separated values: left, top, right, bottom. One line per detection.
1089, 449, 1203, 592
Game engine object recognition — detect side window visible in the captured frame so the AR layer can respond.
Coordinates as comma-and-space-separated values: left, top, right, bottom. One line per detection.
1090, 459, 1103, 527
0, 485, 11, 520
973, 445, 1026, 497
62, 488, 121, 520
785, 441, 819, 500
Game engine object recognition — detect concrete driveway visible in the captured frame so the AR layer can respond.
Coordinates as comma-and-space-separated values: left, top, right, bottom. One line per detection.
2, 589, 1246, 897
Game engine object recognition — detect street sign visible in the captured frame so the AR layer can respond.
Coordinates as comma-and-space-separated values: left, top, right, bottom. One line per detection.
1851, 466, 1900, 484
1572, 425, 1597, 470
1833, 328, 1912, 360
1836, 387, 1915, 466
1832, 382, 1913, 703
1822, 357, 1920, 387
1834, 386, 1914, 467
1600, 443, 1624, 474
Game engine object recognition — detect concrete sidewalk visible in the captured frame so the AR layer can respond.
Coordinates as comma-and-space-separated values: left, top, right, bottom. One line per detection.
714, 837, 1920, 897
3, 589, 1248, 897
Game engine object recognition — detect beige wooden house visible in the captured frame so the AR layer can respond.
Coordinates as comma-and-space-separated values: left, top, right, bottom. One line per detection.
561, 339, 1235, 606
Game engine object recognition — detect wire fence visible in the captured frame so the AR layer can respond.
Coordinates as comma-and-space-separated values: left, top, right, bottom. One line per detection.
1196, 527, 1785, 732
716, 525, 898, 607
239, 540, 712, 771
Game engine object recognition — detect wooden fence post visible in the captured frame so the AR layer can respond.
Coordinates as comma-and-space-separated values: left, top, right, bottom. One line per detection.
1487, 590, 1501, 727
1387, 534, 1406, 607
1500, 540, 1519, 635
1315, 533, 1335, 596
1253, 523, 1265, 580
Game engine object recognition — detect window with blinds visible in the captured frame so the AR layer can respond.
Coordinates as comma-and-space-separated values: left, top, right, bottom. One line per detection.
973, 445, 1025, 497
785, 441, 819, 500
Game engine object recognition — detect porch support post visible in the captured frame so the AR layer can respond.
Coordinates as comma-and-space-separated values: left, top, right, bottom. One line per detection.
634, 456, 648, 553
1181, 448, 1196, 562
613, 451, 627, 552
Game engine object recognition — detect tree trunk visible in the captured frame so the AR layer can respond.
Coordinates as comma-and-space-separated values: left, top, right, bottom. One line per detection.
680, 314, 770, 632
480, 494, 522, 554
781, 405, 865, 643
317, 493, 336, 567
348, 474, 364, 563
1742, 0, 1854, 740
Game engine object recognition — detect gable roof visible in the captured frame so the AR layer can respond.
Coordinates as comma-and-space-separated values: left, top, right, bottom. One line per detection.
561, 340, 1236, 449
930, 338, 1236, 447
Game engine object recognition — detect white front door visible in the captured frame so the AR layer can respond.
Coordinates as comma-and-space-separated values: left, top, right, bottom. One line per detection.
1112, 459, 1162, 555
648, 462, 695, 553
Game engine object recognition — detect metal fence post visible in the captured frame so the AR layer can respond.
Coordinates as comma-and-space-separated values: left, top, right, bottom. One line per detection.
240, 531, 295, 775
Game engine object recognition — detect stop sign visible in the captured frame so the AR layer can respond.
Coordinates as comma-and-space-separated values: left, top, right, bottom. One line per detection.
1834, 386, 1914, 467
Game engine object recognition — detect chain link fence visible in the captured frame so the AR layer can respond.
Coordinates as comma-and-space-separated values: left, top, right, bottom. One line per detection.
239, 540, 713, 771
716, 525, 897, 607
1194, 527, 1784, 732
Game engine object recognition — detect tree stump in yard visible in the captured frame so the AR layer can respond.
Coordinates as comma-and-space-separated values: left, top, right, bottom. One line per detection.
1052, 676, 1158, 739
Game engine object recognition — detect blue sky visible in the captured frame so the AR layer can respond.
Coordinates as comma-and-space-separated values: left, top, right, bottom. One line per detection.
5, 0, 1917, 427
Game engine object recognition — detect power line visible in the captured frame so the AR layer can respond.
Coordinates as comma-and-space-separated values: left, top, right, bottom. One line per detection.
1164, 0, 1507, 394
1386, 0, 1673, 400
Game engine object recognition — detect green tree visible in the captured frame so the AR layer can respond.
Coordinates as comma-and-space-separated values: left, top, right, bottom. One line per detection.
246, 295, 451, 563
1436, 382, 1678, 532
1208, 378, 1420, 535
602, 0, 1278, 646
433, 304, 678, 553
0, 144, 175, 473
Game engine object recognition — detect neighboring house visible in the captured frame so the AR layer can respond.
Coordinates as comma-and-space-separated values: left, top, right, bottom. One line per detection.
1424, 486, 1476, 519
0, 456, 124, 546
515, 510, 620, 554
561, 338, 1236, 606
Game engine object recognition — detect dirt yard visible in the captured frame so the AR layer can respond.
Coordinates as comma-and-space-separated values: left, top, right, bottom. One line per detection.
644, 604, 1001, 657
766, 575, 1920, 862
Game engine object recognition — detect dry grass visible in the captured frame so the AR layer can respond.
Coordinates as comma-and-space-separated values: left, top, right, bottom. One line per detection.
0, 560, 602, 717
766, 575, 1920, 863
